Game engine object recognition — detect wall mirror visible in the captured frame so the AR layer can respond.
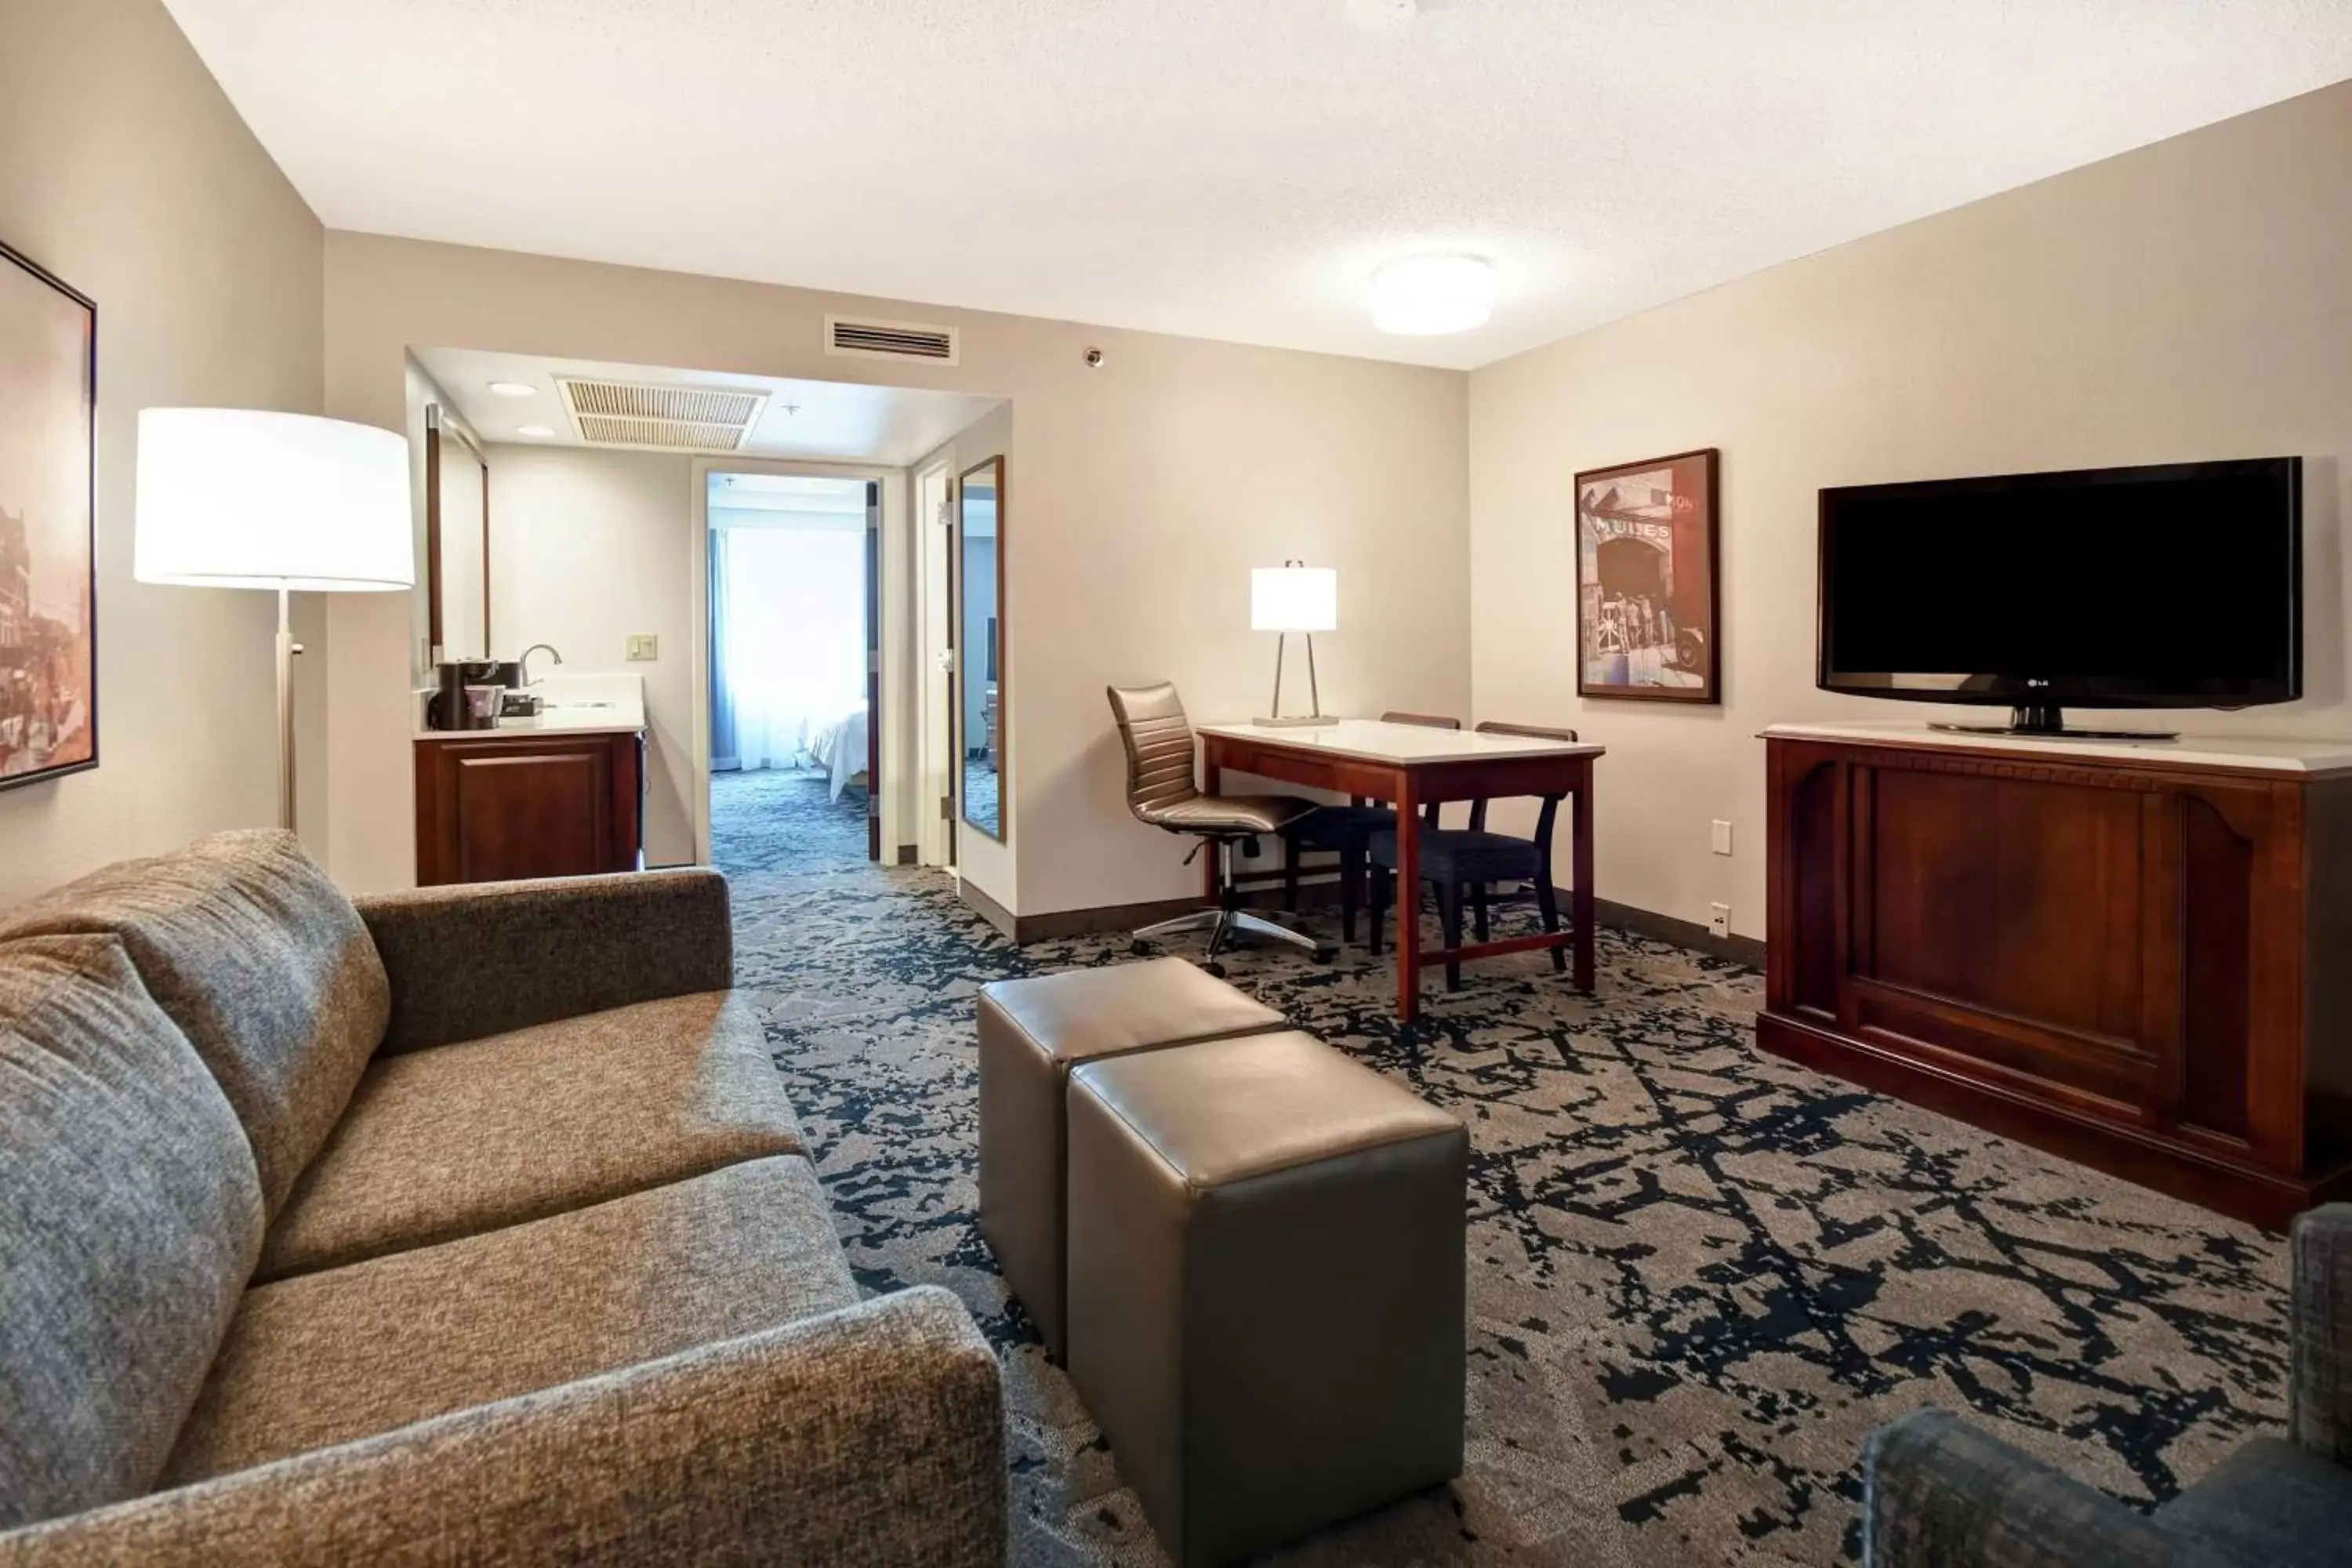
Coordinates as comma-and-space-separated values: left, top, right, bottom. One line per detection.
957, 456, 1005, 841
426, 407, 489, 662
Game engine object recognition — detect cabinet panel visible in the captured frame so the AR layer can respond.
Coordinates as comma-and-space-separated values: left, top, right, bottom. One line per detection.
416, 731, 642, 886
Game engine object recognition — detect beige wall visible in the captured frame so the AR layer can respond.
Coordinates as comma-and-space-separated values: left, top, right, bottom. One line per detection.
1468, 80, 2352, 942
484, 443, 700, 866
322, 234, 1472, 911
0, 0, 324, 906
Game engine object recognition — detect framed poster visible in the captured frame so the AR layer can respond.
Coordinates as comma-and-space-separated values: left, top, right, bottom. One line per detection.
0, 239, 96, 791
1575, 447, 1719, 703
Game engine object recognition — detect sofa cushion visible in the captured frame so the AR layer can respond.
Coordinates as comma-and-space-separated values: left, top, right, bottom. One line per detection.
258, 989, 809, 1281
0, 829, 389, 1216
2154, 1436, 2352, 1566
165, 1156, 858, 1483
0, 935, 265, 1528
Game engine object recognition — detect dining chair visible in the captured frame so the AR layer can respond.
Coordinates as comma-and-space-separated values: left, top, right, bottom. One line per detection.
1279, 710, 1460, 944
1367, 720, 1578, 989
1105, 681, 1325, 975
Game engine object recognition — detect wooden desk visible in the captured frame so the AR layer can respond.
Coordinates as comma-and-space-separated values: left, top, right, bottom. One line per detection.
1198, 720, 1606, 1021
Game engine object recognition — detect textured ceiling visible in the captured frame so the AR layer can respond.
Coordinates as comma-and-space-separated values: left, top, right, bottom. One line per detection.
167, 1, 2352, 369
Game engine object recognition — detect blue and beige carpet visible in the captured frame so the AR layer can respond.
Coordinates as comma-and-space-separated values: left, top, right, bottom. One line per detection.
710, 768, 2289, 1566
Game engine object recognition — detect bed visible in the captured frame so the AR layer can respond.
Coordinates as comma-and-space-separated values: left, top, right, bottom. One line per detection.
806, 702, 870, 801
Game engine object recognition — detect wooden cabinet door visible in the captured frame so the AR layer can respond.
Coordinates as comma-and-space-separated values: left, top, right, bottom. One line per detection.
416, 734, 641, 885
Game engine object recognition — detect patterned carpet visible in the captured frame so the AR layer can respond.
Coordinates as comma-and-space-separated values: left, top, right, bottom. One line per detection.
710, 768, 2291, 1566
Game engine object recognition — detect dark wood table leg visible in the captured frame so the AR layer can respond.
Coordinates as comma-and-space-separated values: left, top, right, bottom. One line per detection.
1571, 761, 1595, 992
1395, 766, 1421, 1021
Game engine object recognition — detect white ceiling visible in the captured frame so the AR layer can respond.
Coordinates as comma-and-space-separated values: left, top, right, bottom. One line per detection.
170, 2, 2352, 370
416, 348, 1003, 466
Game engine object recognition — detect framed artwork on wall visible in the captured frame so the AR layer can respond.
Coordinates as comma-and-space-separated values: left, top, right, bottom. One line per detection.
0, 238, 97, 791
1574, 447, 1719, 703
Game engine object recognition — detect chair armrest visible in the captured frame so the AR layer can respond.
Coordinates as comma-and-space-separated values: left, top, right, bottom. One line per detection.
2293, 1203, 2352, 1461
356, 869, 734, 1053
1863, 1409, 2223, 1568
0, 1287, 1005, 1568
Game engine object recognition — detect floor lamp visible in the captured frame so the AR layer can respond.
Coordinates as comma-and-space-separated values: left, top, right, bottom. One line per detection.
134, 409, 413, 833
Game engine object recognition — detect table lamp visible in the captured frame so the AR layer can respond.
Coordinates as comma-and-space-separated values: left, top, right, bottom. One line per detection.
135, 408, 412, 833
1251, 561, 1338, 727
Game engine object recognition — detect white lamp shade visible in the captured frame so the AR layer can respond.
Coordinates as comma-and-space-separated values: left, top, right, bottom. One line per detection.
1251, 565, 1338, 632
136, 408, 413, 591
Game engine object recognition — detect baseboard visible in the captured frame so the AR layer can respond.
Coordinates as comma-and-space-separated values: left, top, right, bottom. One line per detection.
1592, 896, 1765, 970
957, 877, 1018, 940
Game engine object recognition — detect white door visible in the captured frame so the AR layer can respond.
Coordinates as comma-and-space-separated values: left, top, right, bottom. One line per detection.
916, 462, 956, 868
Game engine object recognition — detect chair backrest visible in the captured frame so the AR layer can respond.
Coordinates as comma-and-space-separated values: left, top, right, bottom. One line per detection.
1373, 711, 1461, 817
1106, 683, 1200, 825
1469, 720, 1581, 842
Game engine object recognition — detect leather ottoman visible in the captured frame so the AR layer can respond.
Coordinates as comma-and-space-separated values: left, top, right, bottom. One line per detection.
1065, 1030, 1468, 1566
976, 957, 1284, 1361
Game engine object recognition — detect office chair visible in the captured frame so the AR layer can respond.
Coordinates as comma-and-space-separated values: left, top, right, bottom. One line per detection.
1105, 681, 1326, 975
1368, 720, 1578, 989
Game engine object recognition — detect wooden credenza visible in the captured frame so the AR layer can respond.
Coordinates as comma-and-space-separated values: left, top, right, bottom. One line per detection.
1761, 722, 2352, 1228
415, 728, 644, 887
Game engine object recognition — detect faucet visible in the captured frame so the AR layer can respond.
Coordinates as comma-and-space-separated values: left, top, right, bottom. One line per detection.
517, 644, 564, 685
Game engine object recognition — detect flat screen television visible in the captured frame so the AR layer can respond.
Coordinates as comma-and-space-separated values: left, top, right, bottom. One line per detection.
1817, 457, 2302, 737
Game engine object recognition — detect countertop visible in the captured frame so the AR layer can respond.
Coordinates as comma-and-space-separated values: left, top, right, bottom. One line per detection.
414, 671, 647, 742
1761, 719, 2352, 778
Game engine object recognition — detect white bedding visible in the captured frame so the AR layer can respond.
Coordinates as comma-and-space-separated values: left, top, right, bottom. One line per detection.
807, 704, 870, 800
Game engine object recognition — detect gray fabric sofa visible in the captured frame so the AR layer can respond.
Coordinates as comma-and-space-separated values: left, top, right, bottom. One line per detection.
1862, 1204, 2352, 1567
0, 829, 1006, 1566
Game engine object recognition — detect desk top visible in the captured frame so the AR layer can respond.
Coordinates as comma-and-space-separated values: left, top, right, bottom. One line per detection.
1199, 718, 1605, 767
1762, 720, 2352, 778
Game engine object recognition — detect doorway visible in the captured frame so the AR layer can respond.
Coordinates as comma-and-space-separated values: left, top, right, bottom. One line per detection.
916, 459, 956, 869
705, 470, 879, 869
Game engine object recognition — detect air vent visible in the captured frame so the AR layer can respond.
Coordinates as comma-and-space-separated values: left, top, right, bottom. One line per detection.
826, 314, 959, 365
557, 377, 769, 452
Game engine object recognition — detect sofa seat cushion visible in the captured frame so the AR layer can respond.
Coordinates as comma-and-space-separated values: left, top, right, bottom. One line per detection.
257, 989, 808, 1281
0, 936, 265, 1528
165, 1155, 858, 1484
2154, 1436, 2352, 1566
0, 829, 389, 1215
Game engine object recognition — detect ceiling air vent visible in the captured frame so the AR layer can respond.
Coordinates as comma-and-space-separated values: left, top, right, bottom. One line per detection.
826, 314, 959, 365
557, 378, 770, 452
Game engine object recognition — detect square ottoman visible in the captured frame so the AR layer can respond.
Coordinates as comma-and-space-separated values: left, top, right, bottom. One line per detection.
1065, 1030, 1468, 1566
977, 957, 1284, 1361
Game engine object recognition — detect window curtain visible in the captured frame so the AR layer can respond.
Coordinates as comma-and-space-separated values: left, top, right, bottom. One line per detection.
713, 521, 867, 772
708, 528, 739, 770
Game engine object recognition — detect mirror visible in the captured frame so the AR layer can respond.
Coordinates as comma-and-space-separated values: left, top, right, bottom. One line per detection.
426, 409, 489, 662
957, 456, 1004, 841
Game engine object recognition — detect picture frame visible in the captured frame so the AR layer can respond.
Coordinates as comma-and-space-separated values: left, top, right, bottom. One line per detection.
0, 238, 98, 791
1574, 446, 1719, 703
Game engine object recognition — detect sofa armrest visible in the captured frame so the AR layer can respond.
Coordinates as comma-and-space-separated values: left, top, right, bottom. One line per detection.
0, 1287, 1005, 1568
2292, 1203, 2352, 1462
356, 869, 734, 1053
1863, 1409, 2223, 1568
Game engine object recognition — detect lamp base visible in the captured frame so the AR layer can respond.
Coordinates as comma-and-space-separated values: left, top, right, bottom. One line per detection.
1253, 714, 1340, 728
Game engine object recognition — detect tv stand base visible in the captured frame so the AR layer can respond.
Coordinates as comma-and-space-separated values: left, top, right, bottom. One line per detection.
1929, 700, 2176, 742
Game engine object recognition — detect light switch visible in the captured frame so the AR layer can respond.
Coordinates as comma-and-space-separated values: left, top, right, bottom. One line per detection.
1710, 819, 1733, 856
626, 634, 659, 662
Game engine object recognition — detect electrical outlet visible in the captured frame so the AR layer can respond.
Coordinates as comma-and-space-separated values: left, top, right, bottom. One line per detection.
625, 634, 659, 662
1708, 902, 1730, 939
1710, 818, 1733, 856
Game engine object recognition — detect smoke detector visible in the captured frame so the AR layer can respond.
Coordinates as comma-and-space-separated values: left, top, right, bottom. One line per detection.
1347, 0, 1417, 30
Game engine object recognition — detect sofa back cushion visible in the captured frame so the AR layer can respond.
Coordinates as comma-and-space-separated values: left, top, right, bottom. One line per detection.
0, 829, 390, 1214
0, 935, 264, 1527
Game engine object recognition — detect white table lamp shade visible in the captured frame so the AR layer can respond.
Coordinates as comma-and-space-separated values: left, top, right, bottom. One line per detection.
135, 408, 412, 591
1250, 565, 1338, 633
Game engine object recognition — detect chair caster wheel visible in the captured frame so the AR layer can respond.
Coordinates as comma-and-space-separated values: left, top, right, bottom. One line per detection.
1130, 939, 1152, 956
1203, 961, 1228, 978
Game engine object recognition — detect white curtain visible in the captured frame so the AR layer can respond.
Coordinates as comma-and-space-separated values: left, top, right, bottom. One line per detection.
714, 521, 866, 771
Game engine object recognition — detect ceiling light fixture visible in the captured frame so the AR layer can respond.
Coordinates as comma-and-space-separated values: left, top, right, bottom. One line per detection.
516, 424, 556, 438
1369, 254, 1494, 336
487, 380, 536, 397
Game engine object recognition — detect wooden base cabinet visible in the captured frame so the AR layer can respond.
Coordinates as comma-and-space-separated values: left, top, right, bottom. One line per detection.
416, 730, 644, 887
1761, 728, 2352, 1229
